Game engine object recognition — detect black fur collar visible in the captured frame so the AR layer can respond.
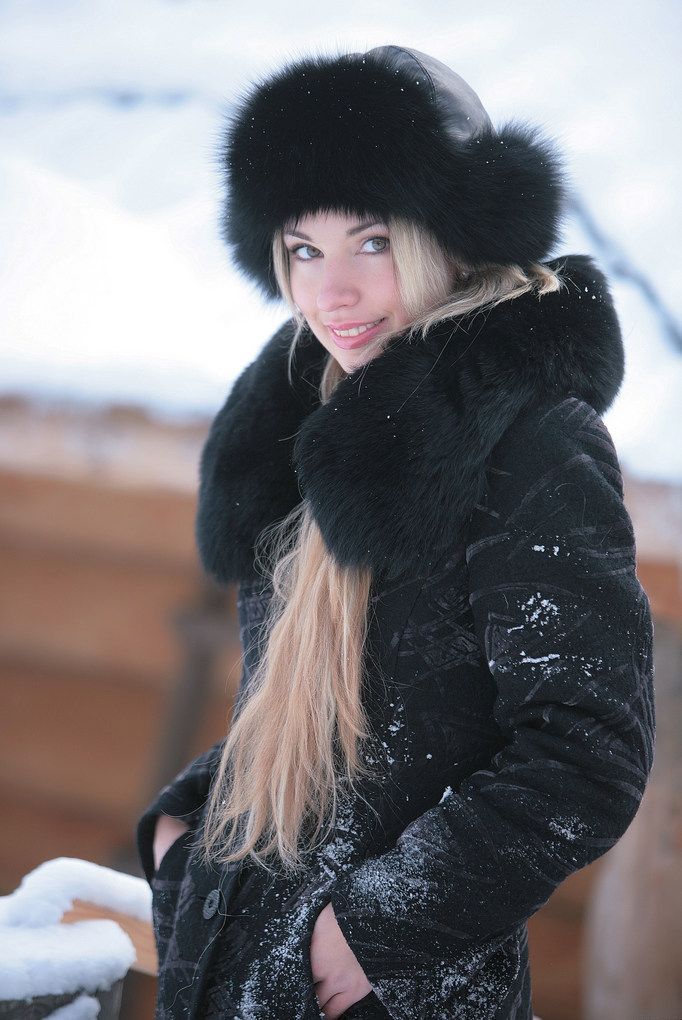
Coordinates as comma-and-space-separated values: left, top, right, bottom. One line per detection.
196, 254, 624, 585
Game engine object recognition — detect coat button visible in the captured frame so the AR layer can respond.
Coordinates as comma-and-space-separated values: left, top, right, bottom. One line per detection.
203, 888, 221, 920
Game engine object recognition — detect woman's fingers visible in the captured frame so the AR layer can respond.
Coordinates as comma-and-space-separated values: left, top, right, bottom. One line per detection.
153, 813, 190, 872
319, 989, 352, 1019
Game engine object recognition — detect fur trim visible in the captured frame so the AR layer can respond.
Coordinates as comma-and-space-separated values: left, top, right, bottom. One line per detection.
221, 46, 568, 300
196, 255, 624, 584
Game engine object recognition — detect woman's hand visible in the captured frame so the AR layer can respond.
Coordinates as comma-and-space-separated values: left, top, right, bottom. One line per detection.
310, 901, 372, 1018
153, 813, 190, 873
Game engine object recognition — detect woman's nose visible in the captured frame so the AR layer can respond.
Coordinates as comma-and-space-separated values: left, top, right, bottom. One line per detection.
315, 263, 360, 312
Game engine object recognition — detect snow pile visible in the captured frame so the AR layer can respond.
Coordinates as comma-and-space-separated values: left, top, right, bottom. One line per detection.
0, 857, 149, 1001
0, 922, 134, 1000
46, 995, 101, 1020
0, 857, 151, 927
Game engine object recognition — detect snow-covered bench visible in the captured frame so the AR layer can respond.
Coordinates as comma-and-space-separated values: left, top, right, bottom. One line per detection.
0, 858, 155, 1019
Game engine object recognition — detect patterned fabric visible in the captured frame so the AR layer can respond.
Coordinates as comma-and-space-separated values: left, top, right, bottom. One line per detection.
138, 397, 654, 1020
327, 399, 654, 1018
199, 794, 399, 1019
151, 843, 201, 1003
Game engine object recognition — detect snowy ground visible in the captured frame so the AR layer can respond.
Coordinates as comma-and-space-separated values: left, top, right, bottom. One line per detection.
1, 0, 680, 481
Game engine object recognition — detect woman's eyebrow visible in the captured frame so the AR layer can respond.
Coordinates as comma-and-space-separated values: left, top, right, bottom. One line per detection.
284, 220, 385, 241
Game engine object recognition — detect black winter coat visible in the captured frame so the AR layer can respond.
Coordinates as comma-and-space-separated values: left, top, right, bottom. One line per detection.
137, 255, 655, 1019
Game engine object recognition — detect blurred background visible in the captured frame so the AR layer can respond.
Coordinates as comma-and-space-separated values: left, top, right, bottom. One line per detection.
0, 1, 680, 1017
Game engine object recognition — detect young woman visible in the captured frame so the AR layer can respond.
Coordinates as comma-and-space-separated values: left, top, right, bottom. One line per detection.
137, 45, 656, 1020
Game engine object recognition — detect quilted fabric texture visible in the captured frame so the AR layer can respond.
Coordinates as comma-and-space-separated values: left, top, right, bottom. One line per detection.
139, 396, 654, 1019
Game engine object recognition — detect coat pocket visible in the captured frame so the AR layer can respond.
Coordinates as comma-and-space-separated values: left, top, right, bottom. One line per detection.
153, 829, 190, 883
150, 831, 191, 969
299, 886, 393, 1019
341, 989, 392, 1018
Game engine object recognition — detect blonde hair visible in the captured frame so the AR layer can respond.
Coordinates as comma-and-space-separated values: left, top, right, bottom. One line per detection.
200, 213, 565, 875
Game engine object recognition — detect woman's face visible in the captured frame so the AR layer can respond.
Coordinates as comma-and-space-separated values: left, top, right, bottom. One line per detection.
283, 210, 411, 374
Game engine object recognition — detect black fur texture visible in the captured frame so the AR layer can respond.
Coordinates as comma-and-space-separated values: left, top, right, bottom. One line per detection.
220, 46, 569, 301
196, 254, 624, 584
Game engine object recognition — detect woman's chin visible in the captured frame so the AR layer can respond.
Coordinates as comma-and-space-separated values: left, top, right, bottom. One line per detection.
336, 341, 386, 374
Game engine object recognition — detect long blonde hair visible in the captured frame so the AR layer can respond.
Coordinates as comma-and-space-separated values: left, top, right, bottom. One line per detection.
200, 213, 565, 875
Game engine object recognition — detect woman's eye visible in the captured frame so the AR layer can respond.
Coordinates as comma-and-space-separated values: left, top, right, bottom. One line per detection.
361, 236, 390, 254
289, 236, 390, 261
292, 244, 320, 261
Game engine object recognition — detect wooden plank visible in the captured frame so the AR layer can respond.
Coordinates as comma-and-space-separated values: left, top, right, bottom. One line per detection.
0, 541, 205, 678
62, 900, 158, 977
0, 469, 198, 569
622, 474, 682, 561
0, 395, 208, 492
636, 559, 682, 625
0, 786, 133, 892
120, 969, 157, 1020
528, 909, 584, 1020
540, 857, 603, 921
0, 654, 241, 814
0, 660, 162, 814
524, 862, 603, 1020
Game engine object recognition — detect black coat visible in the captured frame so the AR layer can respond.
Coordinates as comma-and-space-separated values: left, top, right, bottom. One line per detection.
137, 255, 655, 1019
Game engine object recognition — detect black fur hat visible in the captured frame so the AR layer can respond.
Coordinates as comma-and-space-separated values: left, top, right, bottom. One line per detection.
220, 44, 569, 301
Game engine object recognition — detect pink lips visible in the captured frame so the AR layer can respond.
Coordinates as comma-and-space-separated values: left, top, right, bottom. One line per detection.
327, 318, 387, 350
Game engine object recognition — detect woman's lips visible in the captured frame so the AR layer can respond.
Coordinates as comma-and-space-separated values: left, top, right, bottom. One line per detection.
327, 318, 387, 350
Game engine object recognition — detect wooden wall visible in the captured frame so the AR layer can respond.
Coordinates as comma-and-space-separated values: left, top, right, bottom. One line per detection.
0, 398, 243, 885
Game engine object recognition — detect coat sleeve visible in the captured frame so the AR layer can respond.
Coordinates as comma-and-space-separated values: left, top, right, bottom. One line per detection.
328, 397, 655, 1004
136, 739, 224, 884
